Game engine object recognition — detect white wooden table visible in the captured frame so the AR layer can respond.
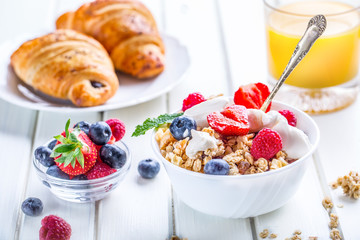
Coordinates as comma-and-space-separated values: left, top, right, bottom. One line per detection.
1, 0, 359, 239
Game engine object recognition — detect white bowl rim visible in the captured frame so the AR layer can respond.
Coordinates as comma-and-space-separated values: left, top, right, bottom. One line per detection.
152, 100, 320, 180
33, 140, 132, 185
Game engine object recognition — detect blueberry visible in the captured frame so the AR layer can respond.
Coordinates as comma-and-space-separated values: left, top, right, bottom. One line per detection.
46, 165, 70, 180
89, 121, 111, 145
138, 159, 160, 179
71, 174, 88, 180
100, 144, 127, 169
204, 159, 230, 175
74, 121, 91, 135
34, 146, 55, 167
169, 116, 197, 140
21, 197, 43, 216
47, 139, 57, 150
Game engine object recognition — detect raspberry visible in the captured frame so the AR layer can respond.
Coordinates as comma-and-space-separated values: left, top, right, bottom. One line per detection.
278, 110, 297, 127
182, 92, 206, 111
207, 112, 249, 136
39, 215, 71, 240
234, 82, 271, 112
250, 128, 282, 160
85, 162, 116, 180
105, 119, 125, 141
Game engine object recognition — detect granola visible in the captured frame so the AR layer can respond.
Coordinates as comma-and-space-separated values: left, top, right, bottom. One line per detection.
333, 171, 360, 199
156, 126, 295, 175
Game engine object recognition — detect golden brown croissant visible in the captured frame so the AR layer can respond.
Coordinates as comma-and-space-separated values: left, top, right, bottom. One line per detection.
10, 29, 119, 107
56, 0, 165, 79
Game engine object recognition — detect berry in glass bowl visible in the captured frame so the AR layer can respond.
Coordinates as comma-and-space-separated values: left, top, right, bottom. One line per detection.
33, 118, 130, 203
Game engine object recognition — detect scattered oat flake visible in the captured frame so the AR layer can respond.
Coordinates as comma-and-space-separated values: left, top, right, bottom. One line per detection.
293, 230, 302, 235
337, 204, 344, 208
309, 237, 318, 240
269, 233, 277, 239
259, 229, 269, 238
322, 197, 333, 212
330, 228, 342, 240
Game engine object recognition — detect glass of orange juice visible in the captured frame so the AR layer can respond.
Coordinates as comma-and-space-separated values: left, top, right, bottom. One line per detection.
264, 0, 360, 114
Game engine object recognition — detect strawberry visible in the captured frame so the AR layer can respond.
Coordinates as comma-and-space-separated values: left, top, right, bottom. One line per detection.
39, 215, 71, 240
51, 119, 97, 176
234, 82, 271, 112
221, 105, 249, 126
207, 112, 249, 136
182, 92, 206, 111
85, 162, 116, 180
278, 109, 297, 127
105, 118, 126, 141
250, 128, 282, 160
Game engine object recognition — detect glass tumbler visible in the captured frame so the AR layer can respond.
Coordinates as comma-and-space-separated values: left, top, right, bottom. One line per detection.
263, 0, 360, 114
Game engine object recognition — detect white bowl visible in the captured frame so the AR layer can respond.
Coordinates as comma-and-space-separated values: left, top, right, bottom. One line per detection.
152, 100, 320, 218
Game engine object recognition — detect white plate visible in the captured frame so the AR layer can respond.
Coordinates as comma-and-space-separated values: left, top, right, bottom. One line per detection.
0, 34, 190, 112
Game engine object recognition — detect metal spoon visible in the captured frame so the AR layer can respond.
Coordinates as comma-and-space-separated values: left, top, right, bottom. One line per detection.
260, 14, 327, 112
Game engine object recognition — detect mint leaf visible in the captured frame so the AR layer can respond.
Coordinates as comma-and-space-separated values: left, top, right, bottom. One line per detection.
53, 144, 77, 153
132, 112, 183, 137
65, 119, 70, 138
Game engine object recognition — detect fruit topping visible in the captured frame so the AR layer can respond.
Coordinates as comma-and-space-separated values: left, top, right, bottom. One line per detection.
46, 165, 70, 179
51, 119, 97, 176
89, 121, 112, 145
106, 118, 126, 141
182, 92, 206, 111
85, 162, 116, 180
100, 144, 127, 169
39, 215, 71, 240
169, 116, 197, 140
221, 104, 249, 126
35, 146, 55, 167
74, 121, 91, 136
138, 159, 160, 179
21, 197, 43, 216
204, 159, 230, 175
234, 82, 271, 112
47, 139, 57, 150
278, 109, 297, 127
207, 112, 249, 136
250, 128, 282, 160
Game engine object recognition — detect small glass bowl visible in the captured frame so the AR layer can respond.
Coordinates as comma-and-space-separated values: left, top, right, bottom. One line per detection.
33, 140, 131, 203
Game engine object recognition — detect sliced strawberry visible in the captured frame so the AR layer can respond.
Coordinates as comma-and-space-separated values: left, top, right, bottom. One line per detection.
85, 162, 116, 180
207, 112, 249, 136
51, 120, 97, 176
221, 105, 249, 126
234, 82, 271, 112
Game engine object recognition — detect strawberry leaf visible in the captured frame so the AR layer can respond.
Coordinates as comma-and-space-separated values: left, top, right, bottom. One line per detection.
76, 151, 85, 168
69, 132, 79, 143
50, 151, 61, 158
63, 153, 75, 167
54, 155, 66, 164
65, 119, 70, 138
53, 144, 77, 153
53, 135, 66, 143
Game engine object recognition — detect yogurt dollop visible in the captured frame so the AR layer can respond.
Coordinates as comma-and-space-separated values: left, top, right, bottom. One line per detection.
186, 129, 217, 158
184, 96, 231, 128
247, 109, 311, 159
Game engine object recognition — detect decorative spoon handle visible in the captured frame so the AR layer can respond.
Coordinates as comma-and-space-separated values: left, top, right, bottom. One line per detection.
260, 14, 327, 112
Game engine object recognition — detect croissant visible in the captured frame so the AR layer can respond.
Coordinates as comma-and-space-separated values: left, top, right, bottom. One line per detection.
56, 0, 165, 79
10, 29, 119, 107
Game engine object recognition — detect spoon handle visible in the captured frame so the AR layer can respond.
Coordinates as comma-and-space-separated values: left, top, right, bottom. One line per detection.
260, 15, 327, 112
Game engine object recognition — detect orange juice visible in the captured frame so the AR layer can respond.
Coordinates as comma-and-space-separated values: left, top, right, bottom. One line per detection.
266, 1, 360, 89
